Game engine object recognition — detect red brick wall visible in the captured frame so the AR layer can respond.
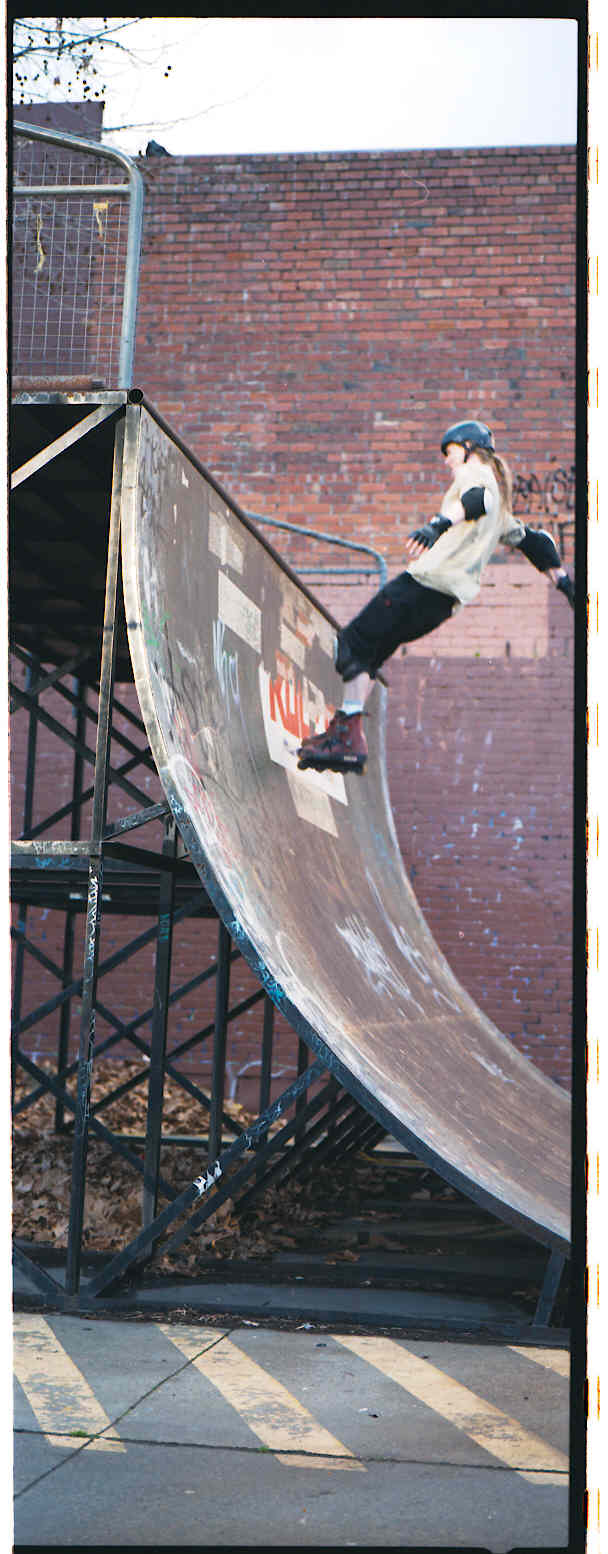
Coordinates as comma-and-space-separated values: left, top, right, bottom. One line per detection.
134, 146, 576, 568
12, 145, 576, 1095
383, 567, 574, 1089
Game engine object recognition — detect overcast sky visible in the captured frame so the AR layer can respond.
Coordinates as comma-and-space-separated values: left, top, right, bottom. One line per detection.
29, 16, 580, 158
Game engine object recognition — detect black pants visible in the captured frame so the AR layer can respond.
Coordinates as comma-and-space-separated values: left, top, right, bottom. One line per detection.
336, 571, 456, 680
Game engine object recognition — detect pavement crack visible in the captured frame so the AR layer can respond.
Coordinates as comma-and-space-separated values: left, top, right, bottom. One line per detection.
13, 1432, 94, 1498
96, 1329, 230, 1440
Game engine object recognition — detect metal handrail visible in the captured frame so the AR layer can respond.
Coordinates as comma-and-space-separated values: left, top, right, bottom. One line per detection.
13, 120, 144, 388
249, 513, 388, 587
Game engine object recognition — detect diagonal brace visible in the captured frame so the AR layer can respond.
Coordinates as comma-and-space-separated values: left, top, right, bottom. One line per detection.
11, 405, 124, 490
84, 1057, 326, 1298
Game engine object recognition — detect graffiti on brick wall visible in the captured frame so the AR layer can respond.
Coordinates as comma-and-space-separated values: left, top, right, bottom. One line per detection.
512, 466, 575, 517
512, 466, 575, 555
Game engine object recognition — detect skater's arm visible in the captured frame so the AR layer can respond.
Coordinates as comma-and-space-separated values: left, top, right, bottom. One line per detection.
405, 483, 490, 559
515, 525, 575, 607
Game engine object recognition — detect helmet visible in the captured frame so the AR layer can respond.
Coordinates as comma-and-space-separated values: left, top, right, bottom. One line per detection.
441, 420, 495, 456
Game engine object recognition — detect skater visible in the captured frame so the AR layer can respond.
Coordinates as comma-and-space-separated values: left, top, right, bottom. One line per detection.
297, 419, 575, 776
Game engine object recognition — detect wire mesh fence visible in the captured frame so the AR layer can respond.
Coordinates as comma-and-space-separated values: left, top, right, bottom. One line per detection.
12, 125, 142, 388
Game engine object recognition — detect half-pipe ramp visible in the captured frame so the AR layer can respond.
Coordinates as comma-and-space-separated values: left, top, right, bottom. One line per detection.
121, 398, 570, 1255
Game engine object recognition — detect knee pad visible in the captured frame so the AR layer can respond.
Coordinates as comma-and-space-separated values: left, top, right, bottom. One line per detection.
519, 526, 562, 572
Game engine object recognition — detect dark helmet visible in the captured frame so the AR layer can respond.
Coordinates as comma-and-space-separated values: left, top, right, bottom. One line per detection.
441, 420, 495, 456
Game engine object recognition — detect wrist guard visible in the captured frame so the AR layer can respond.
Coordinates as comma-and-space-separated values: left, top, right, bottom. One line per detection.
519, 525, 562, 572
410, 515, 452, 549
556, 572, 575, 608
461, 486, 489, 521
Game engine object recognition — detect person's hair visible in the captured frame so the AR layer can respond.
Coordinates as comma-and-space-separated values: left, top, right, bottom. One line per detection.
473, 446, 513, 511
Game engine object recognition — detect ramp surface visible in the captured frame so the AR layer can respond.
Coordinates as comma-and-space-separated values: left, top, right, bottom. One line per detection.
121, 399, 570, 1254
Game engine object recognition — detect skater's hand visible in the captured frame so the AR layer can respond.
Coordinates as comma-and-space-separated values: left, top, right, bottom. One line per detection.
405, 533, 429, 561
406, 516, 452, 559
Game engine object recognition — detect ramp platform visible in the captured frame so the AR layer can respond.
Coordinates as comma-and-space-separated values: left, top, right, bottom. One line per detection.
119, 397, 570, 1256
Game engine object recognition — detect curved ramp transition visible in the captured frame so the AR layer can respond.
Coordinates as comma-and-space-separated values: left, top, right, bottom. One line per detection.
121, 400, 570, 1254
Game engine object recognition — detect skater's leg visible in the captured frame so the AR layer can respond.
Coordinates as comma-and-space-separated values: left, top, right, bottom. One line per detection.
297, 576, 454, 775
340, 671, 374, 713
335, 571, 455, 682
517, 528, 574, 607
548, 564, 575, 606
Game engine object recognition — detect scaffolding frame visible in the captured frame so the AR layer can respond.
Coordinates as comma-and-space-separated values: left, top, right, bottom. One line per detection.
10, 393, 388, 1310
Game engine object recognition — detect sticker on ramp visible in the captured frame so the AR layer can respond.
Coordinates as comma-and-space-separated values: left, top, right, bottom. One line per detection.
286, 771, 338, 835
218, 572, 261, 649
209, 510, 244, 574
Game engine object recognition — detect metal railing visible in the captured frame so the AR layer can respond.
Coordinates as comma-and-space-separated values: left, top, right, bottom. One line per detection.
13, 121, 144, 388
250, 514, 387, 624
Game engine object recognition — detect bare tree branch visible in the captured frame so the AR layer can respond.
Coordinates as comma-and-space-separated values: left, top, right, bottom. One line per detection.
11, 15, 259, 142
104, 80, 264, 135
12, 16, 162, 103
13, 19, 137, 61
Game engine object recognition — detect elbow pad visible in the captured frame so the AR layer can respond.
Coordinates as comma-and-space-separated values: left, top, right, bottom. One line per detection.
409, 515, 452, 549
518, 525, 562, 573
461, 485, 489, 521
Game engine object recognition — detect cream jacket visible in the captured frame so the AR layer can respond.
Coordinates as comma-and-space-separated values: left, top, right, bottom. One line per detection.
407, 459, 526, 606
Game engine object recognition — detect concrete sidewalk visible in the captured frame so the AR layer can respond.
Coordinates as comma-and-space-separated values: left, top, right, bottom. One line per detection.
13, 1312, 570, 1549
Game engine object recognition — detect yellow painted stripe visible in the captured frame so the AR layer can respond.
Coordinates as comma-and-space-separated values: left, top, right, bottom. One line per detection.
509, 1346, 570, 1379
13, 1314, 125, 1453
160, 1326, 364, 1470
518, 1470, 569, 1487
274, 1452, 362, 1471
333, 1335, 568, 1475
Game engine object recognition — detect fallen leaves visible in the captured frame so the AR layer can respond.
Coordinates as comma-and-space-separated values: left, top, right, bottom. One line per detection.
12, 1057, 448, 1282
13, 1058, 353, 1274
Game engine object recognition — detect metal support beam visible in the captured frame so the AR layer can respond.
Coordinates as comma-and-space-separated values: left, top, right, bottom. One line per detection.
295, 1036, 309, 1143
17, 1048, 178, 1202
65, 416, 124, 1296
259, 997, 275, 1115
10, 681, 151, 807
13, 1244, 65, 1302
237, 1089, 356, 1217
161, 1070, 338, 1261
142, 818, 178, 1229
56, 676, 87, 1131
257, 997, 275, 1181
533, 1248, 566, 1327
10, 646, 90, 704
208, 920, 231, 1164
84, 1057, 326, 1299
11, 653, 39, 1102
